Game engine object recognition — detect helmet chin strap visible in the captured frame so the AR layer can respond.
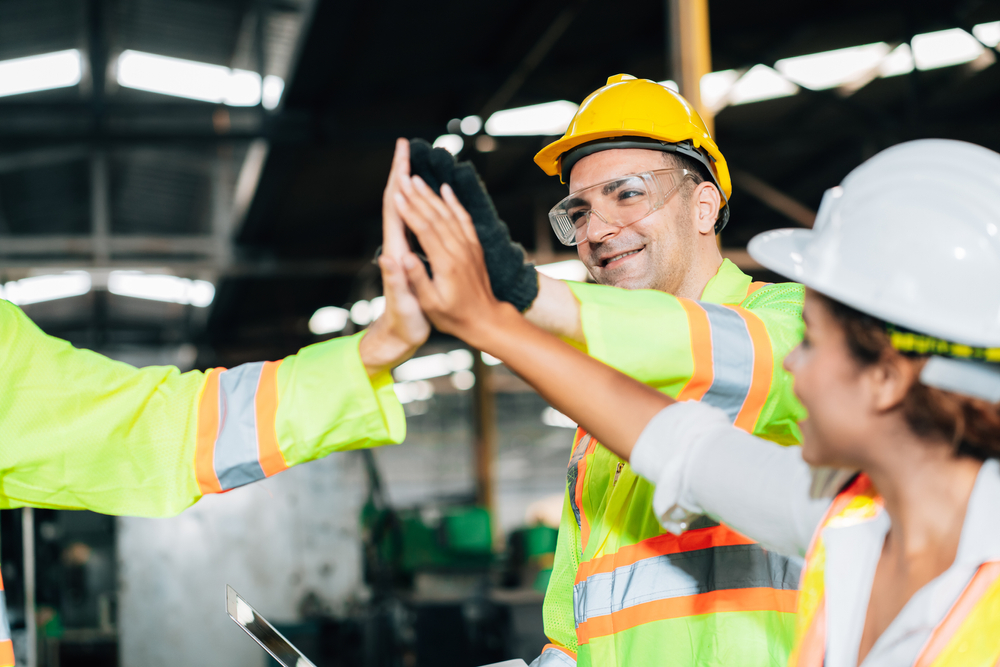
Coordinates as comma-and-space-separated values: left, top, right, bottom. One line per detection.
920, 356, 1000, 403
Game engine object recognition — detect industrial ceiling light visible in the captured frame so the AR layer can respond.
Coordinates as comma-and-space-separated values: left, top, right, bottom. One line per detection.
309, 306, 349, 335
911, 28, 984, 70
973, 21, 1000, 48
116, 50, 264, 106
1, 272, 91, 305
728, 65, 799, 105
393, 349, 474, 382
432, 134, 464, 155
349, 299, 374, 325
535, 259, 590, 283
108, 271, 215, 307
0, 49, 83, 98
485, 100, 579, 136
776, 42, 891, 90
393, 380, 434, 404
481, 352, 502, 366
459, 115, 483, 135
877, 44, 916, 77
699, 69, 741, 112
262, 75, 285, 110
541, 406, 577, 428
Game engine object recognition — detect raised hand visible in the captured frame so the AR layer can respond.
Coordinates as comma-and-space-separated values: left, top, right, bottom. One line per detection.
358, 140, 430, 376
394, 175, 518, 346
395, 172, 670, 460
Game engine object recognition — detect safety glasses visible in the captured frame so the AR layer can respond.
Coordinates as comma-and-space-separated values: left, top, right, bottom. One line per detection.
548, 168, 694, 246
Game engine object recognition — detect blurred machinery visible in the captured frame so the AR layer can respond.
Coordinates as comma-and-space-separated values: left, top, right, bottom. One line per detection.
260, 450, 554, 667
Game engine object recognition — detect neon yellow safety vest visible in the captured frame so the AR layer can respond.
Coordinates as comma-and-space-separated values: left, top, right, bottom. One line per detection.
791, 473, 1000, 667
535, 260, 808, 667
0, 299, 406, 666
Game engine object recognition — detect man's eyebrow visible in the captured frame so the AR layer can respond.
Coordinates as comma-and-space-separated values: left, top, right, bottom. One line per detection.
601, 179, 627, 197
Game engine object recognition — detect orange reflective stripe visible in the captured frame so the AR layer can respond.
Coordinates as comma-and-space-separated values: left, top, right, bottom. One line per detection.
733, 307, 773, 432
195, 368, 224, 495
914, 560, 1000, 667
745, 281, 769, 299
575, 524, 757, 583
255, 360, 288, 477
576, 587, 798, 644
0, 639, 12, 667
676, 299, 713, 401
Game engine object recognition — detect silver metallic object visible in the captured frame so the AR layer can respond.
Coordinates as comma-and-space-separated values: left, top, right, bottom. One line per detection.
226, 585, 317, 667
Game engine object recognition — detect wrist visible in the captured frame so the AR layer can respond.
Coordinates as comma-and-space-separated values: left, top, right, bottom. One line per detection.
359, 325, 413, 378
460, 302, 524, 354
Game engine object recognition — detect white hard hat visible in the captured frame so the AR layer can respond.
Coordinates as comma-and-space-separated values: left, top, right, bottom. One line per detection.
749, 139, 1000, 402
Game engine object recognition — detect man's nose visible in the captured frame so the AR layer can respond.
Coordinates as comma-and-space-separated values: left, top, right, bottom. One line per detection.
584, 211, 621, 245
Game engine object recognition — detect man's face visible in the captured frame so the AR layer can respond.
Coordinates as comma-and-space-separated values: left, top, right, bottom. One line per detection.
568, 148, 695, 292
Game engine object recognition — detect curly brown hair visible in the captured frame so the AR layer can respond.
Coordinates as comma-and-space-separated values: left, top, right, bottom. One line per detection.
822, 295, 1000, 460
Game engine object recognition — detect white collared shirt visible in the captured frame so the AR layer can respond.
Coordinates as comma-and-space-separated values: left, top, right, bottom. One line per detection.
629, 401, 1000, 667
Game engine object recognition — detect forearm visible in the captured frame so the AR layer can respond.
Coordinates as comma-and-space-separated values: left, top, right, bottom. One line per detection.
468, 305, 670, 458
631, 402, 828, 554
523, 274, 584, 343
1, 300, 404, 516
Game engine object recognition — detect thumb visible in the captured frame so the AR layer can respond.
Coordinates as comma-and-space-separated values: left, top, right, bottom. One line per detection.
378, 255, 411, 297
402, 252, 437, 306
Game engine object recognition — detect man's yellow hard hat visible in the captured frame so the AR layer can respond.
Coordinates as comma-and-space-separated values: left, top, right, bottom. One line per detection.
534, 74, 731, 231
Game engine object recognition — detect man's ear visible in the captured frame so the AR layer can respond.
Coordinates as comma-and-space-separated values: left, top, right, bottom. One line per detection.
691, 182, 721, 236
870, 353, 920, 413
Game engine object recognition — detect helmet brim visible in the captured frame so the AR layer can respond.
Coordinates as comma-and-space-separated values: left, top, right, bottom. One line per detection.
746, 228, 814, 283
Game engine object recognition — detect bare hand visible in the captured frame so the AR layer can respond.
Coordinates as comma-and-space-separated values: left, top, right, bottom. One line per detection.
382, 138, 412, 260
359, 139, 431, 376
395, 176, 518, 344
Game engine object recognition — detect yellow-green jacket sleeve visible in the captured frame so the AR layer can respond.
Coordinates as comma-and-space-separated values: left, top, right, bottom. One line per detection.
565, 279, 806, 444
0, 299, 404, 517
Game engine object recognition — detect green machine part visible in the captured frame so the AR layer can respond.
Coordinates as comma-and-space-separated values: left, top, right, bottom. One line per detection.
362, 502, 495, 580
508, 524, 559, 593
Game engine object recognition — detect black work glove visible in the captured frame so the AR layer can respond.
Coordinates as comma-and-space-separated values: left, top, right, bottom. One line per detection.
408, 139, 540, 312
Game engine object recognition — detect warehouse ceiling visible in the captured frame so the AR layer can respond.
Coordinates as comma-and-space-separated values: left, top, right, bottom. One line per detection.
2, 0, 999, 367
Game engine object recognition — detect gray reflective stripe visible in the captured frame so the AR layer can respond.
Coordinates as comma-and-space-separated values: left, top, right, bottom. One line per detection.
529, 646, 577, 667
566, 431, 592, 531
0, 590, 10, 641
573, 544, 800, 626
214, 361, 266, 491
700, 303, 754, 422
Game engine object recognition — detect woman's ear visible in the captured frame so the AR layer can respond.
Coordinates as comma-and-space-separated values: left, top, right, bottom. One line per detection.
692, 182, 721, 236
869, 352, 921, 413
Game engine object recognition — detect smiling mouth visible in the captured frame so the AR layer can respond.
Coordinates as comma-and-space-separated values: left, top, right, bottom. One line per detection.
601, 248, 643, 267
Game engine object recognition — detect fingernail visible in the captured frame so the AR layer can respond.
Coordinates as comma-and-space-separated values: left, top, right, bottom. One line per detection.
412, 175, 428, 190
394, 192, 406, 205
402, 255, 417, 269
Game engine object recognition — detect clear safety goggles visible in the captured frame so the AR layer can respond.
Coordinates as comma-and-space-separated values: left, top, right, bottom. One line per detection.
548, 168, 694, 246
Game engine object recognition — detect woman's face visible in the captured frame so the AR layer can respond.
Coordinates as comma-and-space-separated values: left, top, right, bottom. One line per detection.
783, 291, 881, 467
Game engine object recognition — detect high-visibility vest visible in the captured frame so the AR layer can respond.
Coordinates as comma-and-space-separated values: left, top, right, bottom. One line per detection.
790, 473, 1000, 667
0, 573, 13, 666
565, 428, 801, 666
538, 274, 809, 667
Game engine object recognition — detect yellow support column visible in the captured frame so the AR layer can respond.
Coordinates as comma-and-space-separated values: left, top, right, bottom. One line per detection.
668, 0, 714, 133
669, 0, 718, 246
